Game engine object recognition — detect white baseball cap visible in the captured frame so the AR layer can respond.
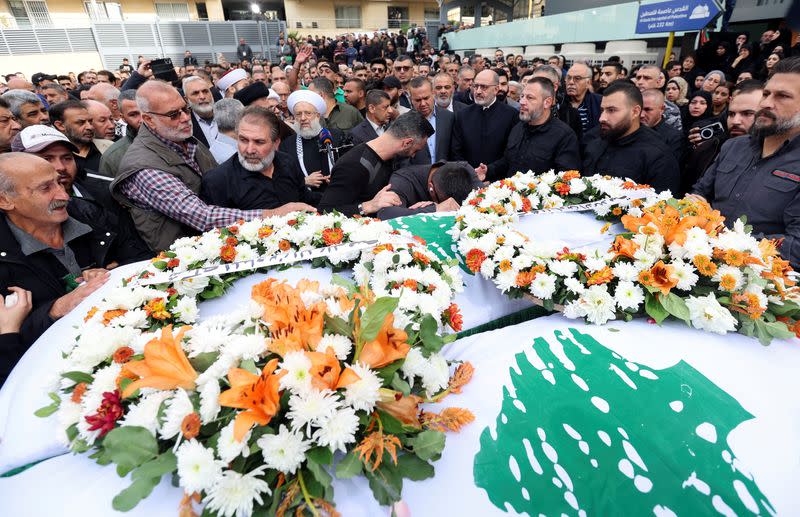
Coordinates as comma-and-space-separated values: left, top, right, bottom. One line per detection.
11, 124, 78, 153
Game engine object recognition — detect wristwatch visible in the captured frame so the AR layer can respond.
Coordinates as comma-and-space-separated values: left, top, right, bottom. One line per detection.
358, 203, 366, 216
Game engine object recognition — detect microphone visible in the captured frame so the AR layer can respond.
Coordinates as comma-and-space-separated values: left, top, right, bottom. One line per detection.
319, 128, 333, 150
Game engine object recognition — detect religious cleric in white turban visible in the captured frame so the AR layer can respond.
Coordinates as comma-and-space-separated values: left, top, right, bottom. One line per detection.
279, 90, 351, 193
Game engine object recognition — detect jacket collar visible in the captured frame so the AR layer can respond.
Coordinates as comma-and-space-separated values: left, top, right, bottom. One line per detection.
138, 123, 201, 168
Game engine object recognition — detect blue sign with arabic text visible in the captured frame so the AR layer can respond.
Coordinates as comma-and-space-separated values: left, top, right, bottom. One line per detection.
635, 0, 721, 33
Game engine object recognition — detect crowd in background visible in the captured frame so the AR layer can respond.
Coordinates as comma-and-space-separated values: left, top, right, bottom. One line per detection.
0, 24, 799, 385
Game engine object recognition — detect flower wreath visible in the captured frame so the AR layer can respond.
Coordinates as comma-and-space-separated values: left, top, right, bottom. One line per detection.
452, 170, 800, 344
38, 212, 473, 516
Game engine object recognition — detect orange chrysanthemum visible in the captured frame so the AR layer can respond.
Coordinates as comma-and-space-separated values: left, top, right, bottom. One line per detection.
562, 170, 581, 182
218, 359, 283, 441
84, 306, 99, 322
586, 266, 615, 286
121, 326, 197, 398
719, 274, 738, 292
515, 270, 537, 287
412, 251, 430, 265
731, 292, 765, 320
112, 346, 134, 364
180, 412, 201, 440
465, 249, 487, 273
693, 254, 718, 277
446, 303, 463, 332
71, 382, 87, 403
322, 227, 344, 246
144, 298, 171, 320
220, 244, 237, 263
278, 239, 292, 251
258, 226, 273, 239
102, 309, 127, 325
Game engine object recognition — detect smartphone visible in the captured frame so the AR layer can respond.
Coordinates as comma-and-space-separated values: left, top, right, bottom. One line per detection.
698, 121, 725, 141
150, 58, 179, 83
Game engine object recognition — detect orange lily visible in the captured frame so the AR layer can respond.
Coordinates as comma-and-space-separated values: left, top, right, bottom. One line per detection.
253, 279, 327, 355
218, 359, 283, 441
359, 313, 410, 369
638, 260, 679, 296
121, 326, 197, 398
306, 350, 360, 391
376, 389, 422, 428
610, 235, 639, 260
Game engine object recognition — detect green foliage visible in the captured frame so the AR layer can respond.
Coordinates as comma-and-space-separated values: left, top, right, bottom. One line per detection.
359, 297, 400, 341
335, 452, 363, 479
645, 292, 669, 324
103, 426, 159, 472
61, 371, 94, 384
408, 430, 445, 461
34, 392, 61, 417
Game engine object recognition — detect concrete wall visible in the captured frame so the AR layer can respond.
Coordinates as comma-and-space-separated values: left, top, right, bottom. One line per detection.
284, 0, 437, 37
3, 51, 105, 79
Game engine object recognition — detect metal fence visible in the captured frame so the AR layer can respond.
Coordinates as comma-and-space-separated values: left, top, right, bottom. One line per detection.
0, 20, 286, 68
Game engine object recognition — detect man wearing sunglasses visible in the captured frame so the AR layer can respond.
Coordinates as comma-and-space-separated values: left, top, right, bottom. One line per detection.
369, 58, 387, 81
111, 81, 279, 253
392, 55, 415, 109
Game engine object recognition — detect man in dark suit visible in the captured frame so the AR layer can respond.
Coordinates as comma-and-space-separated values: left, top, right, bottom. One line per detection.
349, 90, 395, 146
433, 73, 467, 114
451, 70, 518, 171
405, 77, 454, 165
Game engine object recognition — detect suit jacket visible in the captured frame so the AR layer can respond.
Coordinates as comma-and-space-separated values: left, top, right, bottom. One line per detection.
349, 118, 380, 146
454, 90, 474, 105
191, 112, 210, 148
450, 100, 467, 114
406, 107, 454, 165
451, 99, 518, 167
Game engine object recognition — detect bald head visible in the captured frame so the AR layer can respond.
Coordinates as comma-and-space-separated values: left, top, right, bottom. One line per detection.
84, 99, 115, 140
0, 153, 70, 225
6, 78, 34, 92
87, 82, 121, 110
136, 81, 192, 142
473, 70, 499, 107
136, 80, 183, 113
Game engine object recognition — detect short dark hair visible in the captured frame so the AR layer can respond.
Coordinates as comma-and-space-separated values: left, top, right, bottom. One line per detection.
0, 97, 9, 110
98, 70, 116, 82
345, 77, 365, 92
732, 79, 764, 96
41, 82, 66, 94
665, 60, 681, 70
118, 89, 137, 103
528, 76, 555, 98
365, 89, 390, 107
432, 162, 479, 204
603, 80, 643, 108
602, 61, 624, 74
310, 77, 335, 99
386, 110, 434, 140
49, 99, 87, 123
771, 56, 800, 77
407, 76, 431, 90
369, 58, 387, 68
395, 54, 413, 65
237, 105, 280, 141
56, 75, 71, 83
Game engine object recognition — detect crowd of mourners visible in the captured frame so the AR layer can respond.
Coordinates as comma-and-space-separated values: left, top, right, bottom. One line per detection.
0, 25, 798, 385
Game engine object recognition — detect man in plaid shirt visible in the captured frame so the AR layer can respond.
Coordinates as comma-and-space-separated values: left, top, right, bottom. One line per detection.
111, 81, 313, 252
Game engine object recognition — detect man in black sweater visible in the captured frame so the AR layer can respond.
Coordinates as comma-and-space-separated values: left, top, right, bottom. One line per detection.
582, 81, 680, 193
318, 111, 434, 217
484, 77, 581, 181
451, 69, 518, 171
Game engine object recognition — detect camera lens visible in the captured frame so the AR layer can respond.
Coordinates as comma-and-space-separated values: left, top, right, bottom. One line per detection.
700, 128, 713, 139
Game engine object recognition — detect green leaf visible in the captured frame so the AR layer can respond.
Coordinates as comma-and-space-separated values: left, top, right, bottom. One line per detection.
645, 292, 669, 324
189, 352, 219, 372
360, 297, 400, 341
754, 319, 795, 345
240, 358, 259, 374
306, 459, 333, 489
306, 446, 333, 466
366, 463, 403, 506
331, 273, 358, 294
408, 430, 446, 461
151, 261, 168, 271
660, 293, 690, 324
112, 476, 160, 512
335, 451, 363, 479
418, 314, 444, 354
34, 403, 59, 418
103, 426, 159, 471
323, 314, 351, 337
132, 451, 177, 481
377, 411, 407, 435
768, 299, 800, 317
390, 372, 411, 396
61, 371, 94, 384
396, 453, 435, 481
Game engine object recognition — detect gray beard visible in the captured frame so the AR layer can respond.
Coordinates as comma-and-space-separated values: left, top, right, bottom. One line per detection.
435, 96, 451, 108
188, 100, 214, 119
293, 119, 322, 139
238, 150, 275, 171
752, 111, 800, 139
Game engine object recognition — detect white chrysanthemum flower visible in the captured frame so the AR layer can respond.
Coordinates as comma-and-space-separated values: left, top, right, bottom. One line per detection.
225, 334, 267, 362
186, 317, 233, 357
672, 261, 699, 291
714, 265, 744, 291
548, 259, 578, 277
612, 262, 640, 282
278, 351, 313, 394
287, 389, 340, 431
583, 256, 608, 273
257, 424, 311, 474
531, 273, 557, 299
174, 275, 210, 297
685, 294, 738, 334
400, 347, 426, 382
315, 334, 353, 361
614, 281, 644, 311
313, 407, 359, 452
176, 439, 225, 494
160, 388, 195, 440
198, 380, 221, 424
56, 399, 83, 446
420, 353, 450, 397
564, 277, 585, 294
203, 465, 271, 517
217, 420, 252, 463
563, 300, 583, 319
343, 362, 382, 412
494, 269, 518, 293
174, 296, 199, 324
121, 390, 173, 436
578, 285, 616, 325
569, 178, 587, 194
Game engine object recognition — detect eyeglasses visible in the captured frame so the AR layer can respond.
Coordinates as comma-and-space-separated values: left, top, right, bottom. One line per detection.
472, 83, 497, 90
147, 105, 191, 120
294, 110, 318, 119
565, 75, 589, 83
394, 66, 412, 72
371, 67, 385, 72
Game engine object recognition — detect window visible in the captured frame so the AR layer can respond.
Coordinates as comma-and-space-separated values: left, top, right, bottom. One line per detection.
154, 2, 190, 20
84, 1, 122, 21
335, 6, 361, 29
195, 2, 208, 20
424, 7, 439, 20
7, 0, 51, 27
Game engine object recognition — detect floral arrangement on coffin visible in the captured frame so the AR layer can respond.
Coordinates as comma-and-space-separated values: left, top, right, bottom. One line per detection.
452, 170, 657, 234
138, 212, 463, 331
454, 172, 800, 344
39, 278, 475, 516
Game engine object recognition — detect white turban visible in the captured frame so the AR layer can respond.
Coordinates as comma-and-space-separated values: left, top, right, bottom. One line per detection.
216, 68, 248, 92
268, 88, 280, 101
287, 89, 327, 116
